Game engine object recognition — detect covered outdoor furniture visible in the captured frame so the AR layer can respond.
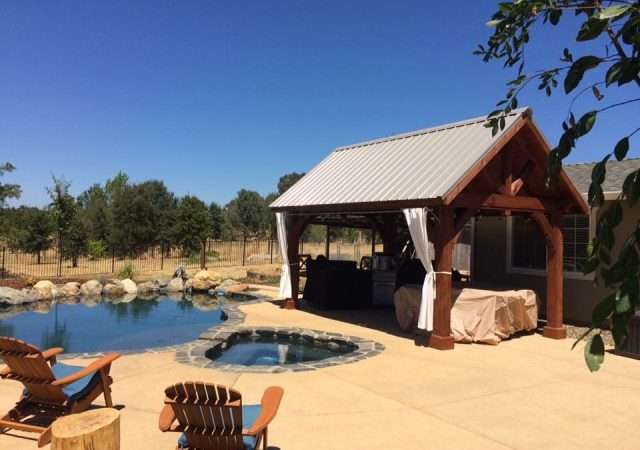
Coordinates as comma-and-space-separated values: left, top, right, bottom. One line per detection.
0, 337, 120, 447
394, 284, 538, 344
303, 256, 372, 309
159, 381, 284, 450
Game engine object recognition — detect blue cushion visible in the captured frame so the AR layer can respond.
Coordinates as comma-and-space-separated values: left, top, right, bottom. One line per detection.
51, 363, 101, 403
178, 404, 261, 449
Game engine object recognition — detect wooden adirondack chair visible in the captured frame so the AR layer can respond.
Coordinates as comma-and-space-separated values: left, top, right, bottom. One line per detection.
159, 381, 284, 450
0, 337, 120, 447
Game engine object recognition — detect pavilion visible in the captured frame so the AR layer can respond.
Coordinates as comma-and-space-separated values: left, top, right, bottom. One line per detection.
270, 108, 588, 350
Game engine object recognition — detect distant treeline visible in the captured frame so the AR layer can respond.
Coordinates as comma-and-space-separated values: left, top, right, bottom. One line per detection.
0, 166, 369, 266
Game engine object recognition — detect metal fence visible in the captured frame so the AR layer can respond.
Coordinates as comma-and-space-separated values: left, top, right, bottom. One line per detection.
0, 238, 283, 279
0, 237, 471, 280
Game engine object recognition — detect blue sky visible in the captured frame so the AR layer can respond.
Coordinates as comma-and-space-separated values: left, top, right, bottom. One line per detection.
2, 0, 639, 208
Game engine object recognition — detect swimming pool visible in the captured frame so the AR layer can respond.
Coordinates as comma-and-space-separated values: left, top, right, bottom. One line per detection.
0, 296, 227, 354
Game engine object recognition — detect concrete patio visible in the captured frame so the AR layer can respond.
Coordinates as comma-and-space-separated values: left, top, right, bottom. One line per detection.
1, 293, 639, 450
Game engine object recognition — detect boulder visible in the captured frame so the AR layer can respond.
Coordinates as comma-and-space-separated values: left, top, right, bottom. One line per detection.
191, 270, 222, 292
60, 282, 81, 297
32, 280, 56, 300
103, 283, 126, 298
80, 280, 103, 297
137, 280, 159, 293
166, 278, 184, 292
156, 278, 169, 288
166, 291, 183, 302
184, 280, 192, 292
223, 283, 249, 298
120, 293, 137, 303
120, 278, 138, 294
0, 286, 31, 305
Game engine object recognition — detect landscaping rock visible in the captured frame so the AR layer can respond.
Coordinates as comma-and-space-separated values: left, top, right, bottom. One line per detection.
156, 278, 169, 288
120, 278, 138, 294
191, 270, 222, 291
185, 280, 193, 291
137, 280, 159, 293
166, 291, 183, 302
81, 280, 103, 297
103, 283, 127, 298
32, 280, 56, 300
166, 277, 184, 292
0, 286, 31, 305
120, 293, 137, 303
217, 279, 249, 297
60, 282, 81, 297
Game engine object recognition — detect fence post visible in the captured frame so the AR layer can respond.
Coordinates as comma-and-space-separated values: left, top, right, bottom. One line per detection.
111, 247, 115, 274
269, 238, 273, 264
160, 244, 164, 270
1, 246, 5, 279
200, 242, 206, 269
242, 236, 246, 266
57, 246, 62, 279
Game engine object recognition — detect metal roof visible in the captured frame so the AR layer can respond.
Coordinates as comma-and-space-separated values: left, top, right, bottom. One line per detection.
271, 108, 530, 210
564, 158, 640, 198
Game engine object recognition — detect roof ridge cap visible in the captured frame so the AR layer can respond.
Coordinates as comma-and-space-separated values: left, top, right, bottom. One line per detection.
334, 107, 530, 152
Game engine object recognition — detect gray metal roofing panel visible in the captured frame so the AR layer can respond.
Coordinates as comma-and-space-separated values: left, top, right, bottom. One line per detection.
270, 108, 528, 209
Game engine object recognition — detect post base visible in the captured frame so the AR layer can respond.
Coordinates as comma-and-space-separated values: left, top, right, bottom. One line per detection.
428, 333, 455, 350
543, 325, 567, 340
282, 298, 297, 310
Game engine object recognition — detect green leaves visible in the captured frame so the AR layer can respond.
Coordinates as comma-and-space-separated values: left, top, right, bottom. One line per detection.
564, 56, 601, 94
584, 333, 605, 372
598, 5, 630, 20
592, 292, 615, 324
575, 111, 597, 137
606, 58, 640, 87
577, 17, 608, 41
614, 137, 630, 161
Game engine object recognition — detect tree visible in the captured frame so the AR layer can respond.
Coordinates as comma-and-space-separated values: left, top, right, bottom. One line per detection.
225, 189, 269, 238
19, 208, 52, 264
277, 172, 305, 196
0, 163, 21, 208
208, 202, 224, 239
476, 0, 640, 370
110, 180, 176, 257
47, 176, 86, 267
173, 196, 210, 255
78, 183, 110, 243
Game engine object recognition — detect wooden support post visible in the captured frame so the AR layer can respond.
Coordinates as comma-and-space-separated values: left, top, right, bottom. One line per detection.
430, 206, 455, 350
51, 408, 120, 450
325, 226, 330, 258
543, 211, 566, 339
284, 217, 307, 310
380, 214, 397, 255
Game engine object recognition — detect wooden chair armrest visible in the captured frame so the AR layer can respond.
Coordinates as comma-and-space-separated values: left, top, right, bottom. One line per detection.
158, 404, 176, 431
247, 386, 284, 436
42, 347, 64, 365
52, 353, 121, 387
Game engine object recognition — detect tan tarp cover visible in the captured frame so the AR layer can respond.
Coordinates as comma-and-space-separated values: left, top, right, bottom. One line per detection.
394, 284, 538, 344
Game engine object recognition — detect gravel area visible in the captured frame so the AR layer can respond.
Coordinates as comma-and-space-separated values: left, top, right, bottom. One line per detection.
565, 324, 614, 347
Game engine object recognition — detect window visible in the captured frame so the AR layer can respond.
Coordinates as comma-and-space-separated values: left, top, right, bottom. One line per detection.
508, 214, 591, 276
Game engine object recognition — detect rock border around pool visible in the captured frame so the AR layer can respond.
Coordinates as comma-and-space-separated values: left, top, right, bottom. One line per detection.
181, 327, 385, 373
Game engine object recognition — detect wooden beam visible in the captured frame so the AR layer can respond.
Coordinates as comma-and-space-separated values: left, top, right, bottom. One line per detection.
543, 211, 566, 339
284, 216, 309, 310
499, 148, 513, 196
511, 159, 535, 196
530, 212, 554, 249
452, 192, 557, 212
453, 208, 478, 242
429, 205, 455, 351
442, 115, 529, 205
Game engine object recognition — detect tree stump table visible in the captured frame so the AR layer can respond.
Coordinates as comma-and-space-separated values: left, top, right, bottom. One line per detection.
51, 408, 120, 450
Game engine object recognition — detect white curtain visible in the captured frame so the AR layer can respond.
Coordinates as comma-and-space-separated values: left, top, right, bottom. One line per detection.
276, 212, 292, 299
403, 208, 435, 331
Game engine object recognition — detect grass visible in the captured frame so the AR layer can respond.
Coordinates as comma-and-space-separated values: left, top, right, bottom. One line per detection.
187, 250, 220, 265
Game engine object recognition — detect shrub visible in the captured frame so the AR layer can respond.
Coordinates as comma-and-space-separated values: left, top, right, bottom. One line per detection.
117, 261, 135, 280
187, 250, 219, 264
87, 239, 107, 260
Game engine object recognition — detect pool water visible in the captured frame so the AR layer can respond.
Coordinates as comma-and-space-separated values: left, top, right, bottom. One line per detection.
206, 335, 356, 366
0, 297, 225, 353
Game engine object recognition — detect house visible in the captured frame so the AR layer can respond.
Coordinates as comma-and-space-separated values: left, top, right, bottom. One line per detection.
473, 158, 640, 324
